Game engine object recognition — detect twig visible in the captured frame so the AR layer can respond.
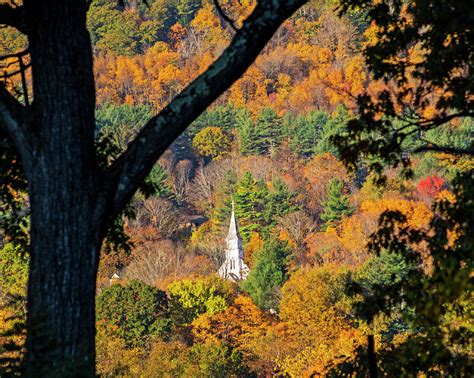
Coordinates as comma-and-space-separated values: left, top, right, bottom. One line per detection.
414, 144, 474, 156
213, 0, 238, 32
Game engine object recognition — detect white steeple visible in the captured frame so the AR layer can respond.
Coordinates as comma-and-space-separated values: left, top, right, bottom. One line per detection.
218, 201, 249, 281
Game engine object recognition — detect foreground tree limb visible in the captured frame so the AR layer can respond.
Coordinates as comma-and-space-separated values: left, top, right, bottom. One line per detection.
0, 85, 32, 165
107, 0, 308, 223
0, 3, 27, 34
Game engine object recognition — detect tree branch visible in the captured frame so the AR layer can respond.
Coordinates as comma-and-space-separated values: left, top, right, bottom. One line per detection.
213, 0, 238, 32
0, 85, 32, 166
106, 0, 307, 221
414, 144, 474, 156
0, 3, 27, 34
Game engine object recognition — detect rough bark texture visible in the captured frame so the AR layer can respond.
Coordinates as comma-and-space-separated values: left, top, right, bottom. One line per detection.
0, 0, 307, 375
24, 1, 101, 374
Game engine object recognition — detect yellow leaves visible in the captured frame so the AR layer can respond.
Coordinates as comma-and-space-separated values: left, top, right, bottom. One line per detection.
0, 307, 25, 372
191, 3, 220, 33
323, 55, 366, 108
192, 295, 273, 370
278, 265, 364, 376
337, 215, 371, 263
360, 198, 432, 230
278, 229, 297, 250
363, 21, 380, 48
276, 73, 291, 99
191, 3, 230, 48
245, 232, 264, 265
436, 189, 456, 204
96, 323, 145, 376
192, 126, 230, 160
279, 327, 365, 377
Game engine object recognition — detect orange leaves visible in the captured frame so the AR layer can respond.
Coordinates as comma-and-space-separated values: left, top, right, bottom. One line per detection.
360, 197, 432, 230
303, 153, 350, 213
168, 23, 186, 47
191, 3, 221, 34
192, 295, 274, 371
321, 55, 367, 108
277, 265, 365, 375
245, 232, 264, 266
90, 3, 369, 114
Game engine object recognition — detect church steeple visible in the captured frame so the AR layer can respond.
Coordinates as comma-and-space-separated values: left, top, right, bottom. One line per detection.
227, 201, 239, 240
218, 201, 249, 281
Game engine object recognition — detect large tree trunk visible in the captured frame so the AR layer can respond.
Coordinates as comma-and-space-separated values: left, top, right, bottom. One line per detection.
24, 0, 101, 374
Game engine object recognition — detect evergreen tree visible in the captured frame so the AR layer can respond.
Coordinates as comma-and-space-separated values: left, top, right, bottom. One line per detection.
174, 0, 202, 26
233, 172, 268, 242
237, 110, 260, 156
188, 104, 237, 137
208, 105, 238, 133
213, 170, 238, 223
255, 107, 282, 154
96, 103, 153, 150
314, 105, 350, 157
320, 178, 354, 229
290, 110, 329, 158
241, 238, 291, 310
264, 178, 299, 232
141, 164, 174, 199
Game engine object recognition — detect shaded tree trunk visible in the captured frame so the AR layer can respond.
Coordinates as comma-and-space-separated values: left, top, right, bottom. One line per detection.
24, 1, 103, 374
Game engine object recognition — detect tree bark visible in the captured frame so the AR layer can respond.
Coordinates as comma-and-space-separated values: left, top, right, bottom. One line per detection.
24, 0, 101, 374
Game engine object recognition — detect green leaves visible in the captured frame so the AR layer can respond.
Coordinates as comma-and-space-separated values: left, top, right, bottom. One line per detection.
0, 243, 29, 301
168, 276, 233, 324
96, 280, 171, 347
238, 108, 283, 156
241, 238, 291, 310
320, 178, 354, 229
288, 110, 329, 158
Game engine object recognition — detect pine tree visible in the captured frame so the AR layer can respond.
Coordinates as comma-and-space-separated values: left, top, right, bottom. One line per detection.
320, 178, 354, 229
213, 170, 238, 224
290, 110, 329, 158
264, 178, 299, 232
241, 238, 291, 310
233, 172, 268, 242
142, 164, 174, 199
255, 107, 282, 155
237, 110, 259, 156
314, 105, 349, 157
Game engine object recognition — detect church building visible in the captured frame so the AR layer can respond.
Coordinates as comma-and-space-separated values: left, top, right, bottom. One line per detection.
218, 203, 250, 282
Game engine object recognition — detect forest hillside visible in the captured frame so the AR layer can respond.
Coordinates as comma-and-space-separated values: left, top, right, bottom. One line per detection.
0, 0, 472, 376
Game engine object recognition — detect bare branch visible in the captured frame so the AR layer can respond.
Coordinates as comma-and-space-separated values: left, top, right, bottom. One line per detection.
105, 0, 307, 221
0, 3, 27, 34
1, 62, 31, 78
0, 49, 29, 61
0, 85, 32, 165
414, 144, 474, 156
213, 0, 238, 32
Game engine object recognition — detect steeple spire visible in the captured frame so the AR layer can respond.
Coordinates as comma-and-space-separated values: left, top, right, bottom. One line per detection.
219, 200, 249, 281
227, 200, 239, 239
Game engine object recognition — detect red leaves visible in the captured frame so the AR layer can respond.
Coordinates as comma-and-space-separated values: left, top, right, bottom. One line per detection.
417, 175, 445, 198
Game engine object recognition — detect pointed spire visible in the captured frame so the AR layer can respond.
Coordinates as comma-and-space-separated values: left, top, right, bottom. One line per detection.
227, 200, 239, 239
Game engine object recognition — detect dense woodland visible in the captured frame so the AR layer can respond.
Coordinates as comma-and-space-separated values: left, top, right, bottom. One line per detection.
0, 0, 472, 376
